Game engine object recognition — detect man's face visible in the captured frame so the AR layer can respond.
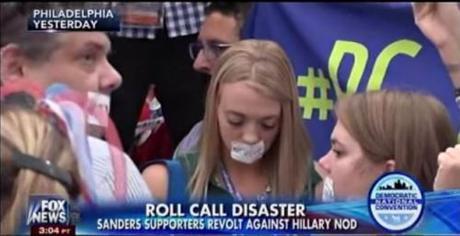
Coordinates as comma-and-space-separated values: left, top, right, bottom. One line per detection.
20, 32, 122, 94
193, 12, 240, 75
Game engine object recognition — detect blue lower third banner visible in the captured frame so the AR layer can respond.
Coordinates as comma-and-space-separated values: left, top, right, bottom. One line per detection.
18, 190, 460, 234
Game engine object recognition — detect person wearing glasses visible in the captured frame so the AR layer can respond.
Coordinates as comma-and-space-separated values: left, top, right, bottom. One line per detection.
171, 2, 251, 158
189, 40, 232, 78
108, 2, 209, 153
142, 39, 315, 202
188, 2, 245, 76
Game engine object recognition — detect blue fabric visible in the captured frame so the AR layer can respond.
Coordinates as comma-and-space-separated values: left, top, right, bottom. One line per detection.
243, 3, 460, 160
141, 159, 188, 202
164, 160, 188, 202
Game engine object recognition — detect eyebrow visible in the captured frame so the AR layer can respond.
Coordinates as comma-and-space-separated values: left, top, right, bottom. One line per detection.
226, 111, 279, 121
82, 41, 110, 55
211, 40, 231, 46
330, 138, 344, 147
200, 38, 231, 45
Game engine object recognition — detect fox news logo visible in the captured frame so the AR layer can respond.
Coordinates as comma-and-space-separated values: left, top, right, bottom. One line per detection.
26, 196, 69, 225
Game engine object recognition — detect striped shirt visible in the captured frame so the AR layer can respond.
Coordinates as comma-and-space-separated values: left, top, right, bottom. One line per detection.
88, 136, 153, 204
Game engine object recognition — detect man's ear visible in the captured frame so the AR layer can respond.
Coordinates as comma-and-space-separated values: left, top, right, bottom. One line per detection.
1, 44, 25, 83
384, 159, 396, 172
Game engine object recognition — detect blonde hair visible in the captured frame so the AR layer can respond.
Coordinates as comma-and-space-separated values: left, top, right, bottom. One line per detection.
336, 90, 457, 191
190, 39, 312, 199
0, 99, 79, 234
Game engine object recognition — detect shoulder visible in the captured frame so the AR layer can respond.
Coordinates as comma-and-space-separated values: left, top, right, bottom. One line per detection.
141, 155, 198, 201
87, 136, 114, 178
174, 121, 203, 158
175, 152, 200, 180
142, 163, 169, 201
87, 136, 127, 169
87, 136, 153, 202
141, 153, 199, 201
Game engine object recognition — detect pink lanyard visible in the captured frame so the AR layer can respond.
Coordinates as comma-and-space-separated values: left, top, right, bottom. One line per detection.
221, 165, 243, 201
220, 164, 271, 202
105, 117, 127, 201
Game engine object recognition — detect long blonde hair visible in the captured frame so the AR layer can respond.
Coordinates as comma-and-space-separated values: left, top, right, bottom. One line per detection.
336, 90, 457, 191
189, 39, 312, 199
0, 96, 80, 234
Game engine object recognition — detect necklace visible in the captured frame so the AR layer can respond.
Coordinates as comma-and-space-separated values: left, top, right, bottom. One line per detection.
221, 164, 271, 201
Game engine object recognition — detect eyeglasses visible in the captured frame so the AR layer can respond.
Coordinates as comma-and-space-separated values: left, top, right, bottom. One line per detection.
188, 41, 231, 61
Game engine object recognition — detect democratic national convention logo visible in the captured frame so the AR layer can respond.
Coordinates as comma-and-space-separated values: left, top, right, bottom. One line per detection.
368, 172, 424, 233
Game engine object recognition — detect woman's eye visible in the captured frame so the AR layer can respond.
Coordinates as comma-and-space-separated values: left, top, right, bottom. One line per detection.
332, 149, 342, 157
227, 119, 243, 127
261, 123, 276, 130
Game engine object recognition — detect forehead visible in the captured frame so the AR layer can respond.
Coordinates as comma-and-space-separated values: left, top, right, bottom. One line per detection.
219, 81, 280, 117
54, 32, 111, 53
199, 12, 239, 43
331, 120, 359, 147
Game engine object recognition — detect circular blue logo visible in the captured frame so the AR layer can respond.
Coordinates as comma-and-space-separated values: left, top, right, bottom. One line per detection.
368, 172, 424, 233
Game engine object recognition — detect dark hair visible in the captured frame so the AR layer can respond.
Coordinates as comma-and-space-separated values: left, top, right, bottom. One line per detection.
204, 2, 252, 37
205, 2, 243, 16
0, 2, 86, 62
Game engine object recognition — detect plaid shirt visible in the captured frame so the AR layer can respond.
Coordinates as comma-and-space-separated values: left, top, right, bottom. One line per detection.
111, 2, 207, 39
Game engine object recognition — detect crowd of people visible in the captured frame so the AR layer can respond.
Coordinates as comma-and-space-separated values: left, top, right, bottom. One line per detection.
0, 2, 459, 234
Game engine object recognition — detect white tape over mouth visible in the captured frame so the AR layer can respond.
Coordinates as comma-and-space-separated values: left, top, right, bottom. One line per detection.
87, 91, 111, 128
322, 176, 335, 202
230, 140, 265, 164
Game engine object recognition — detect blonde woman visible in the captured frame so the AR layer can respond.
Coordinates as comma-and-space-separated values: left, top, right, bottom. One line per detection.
143, 40, 317, 201
317, 90, 457, 201
1, 93, 81, 235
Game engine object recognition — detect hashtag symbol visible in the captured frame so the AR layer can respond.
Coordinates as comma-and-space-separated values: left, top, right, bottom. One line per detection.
297, 67, 333, 120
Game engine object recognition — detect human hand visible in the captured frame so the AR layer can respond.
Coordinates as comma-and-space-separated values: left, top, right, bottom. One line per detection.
433, 144, 460, 190
413, 3, 460, 88
412, 3, 460, 50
